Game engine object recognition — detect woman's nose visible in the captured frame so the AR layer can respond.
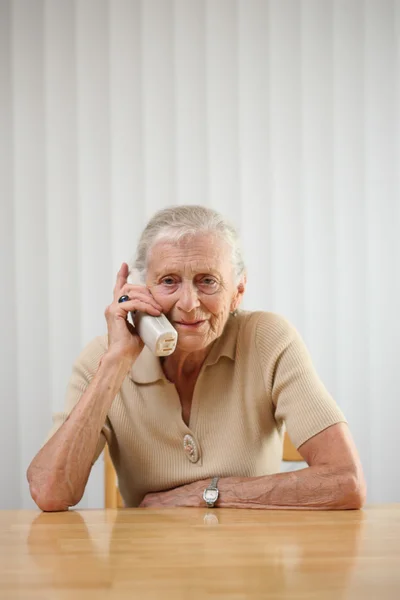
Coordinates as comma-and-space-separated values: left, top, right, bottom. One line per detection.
176, 282, 200, 312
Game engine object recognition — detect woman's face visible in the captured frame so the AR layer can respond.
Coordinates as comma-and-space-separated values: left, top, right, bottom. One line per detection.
146, 234, 244, 353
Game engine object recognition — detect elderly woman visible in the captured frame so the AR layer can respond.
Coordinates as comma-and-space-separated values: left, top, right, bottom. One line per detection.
28, 206, 366, 511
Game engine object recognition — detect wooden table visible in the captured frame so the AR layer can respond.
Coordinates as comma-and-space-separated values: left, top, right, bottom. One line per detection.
1, 506, 399, 599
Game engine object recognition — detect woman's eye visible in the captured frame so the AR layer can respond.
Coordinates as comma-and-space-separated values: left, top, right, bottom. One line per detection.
202, 278, 217, 285
161, 277, 176, 285
197, 278, 219, 295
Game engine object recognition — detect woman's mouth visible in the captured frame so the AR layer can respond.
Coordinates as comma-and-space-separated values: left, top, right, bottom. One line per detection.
174, 320, 206, 329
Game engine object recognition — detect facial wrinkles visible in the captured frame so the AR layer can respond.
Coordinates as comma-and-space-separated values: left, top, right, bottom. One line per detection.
147, 236, 235, 347
153, 244, 226, 281
151, 241, 228, 285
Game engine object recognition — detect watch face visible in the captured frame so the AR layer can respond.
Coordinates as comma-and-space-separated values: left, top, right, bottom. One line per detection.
204, 489, 218, 503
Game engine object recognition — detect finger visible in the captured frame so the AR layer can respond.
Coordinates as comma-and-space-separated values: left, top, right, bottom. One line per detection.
114, 299, 162, 317
119, 284, 156, 303
118, 289, 163, 311
118, 290, 162, 309
113, 263, 129, 300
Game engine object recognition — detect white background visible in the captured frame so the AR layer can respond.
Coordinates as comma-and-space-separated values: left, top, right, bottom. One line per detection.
0, 0, 399, 509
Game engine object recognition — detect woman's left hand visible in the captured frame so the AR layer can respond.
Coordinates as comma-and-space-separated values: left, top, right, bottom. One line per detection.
139, 481, 205, 508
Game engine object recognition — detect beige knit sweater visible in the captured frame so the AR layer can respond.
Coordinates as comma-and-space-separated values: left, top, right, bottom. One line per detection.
46, 311, 346, 507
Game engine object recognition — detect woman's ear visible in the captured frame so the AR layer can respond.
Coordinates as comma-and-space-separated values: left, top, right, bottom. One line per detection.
230, 274, 247, 312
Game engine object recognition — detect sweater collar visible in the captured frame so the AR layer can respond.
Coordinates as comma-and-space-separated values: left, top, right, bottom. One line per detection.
129, 313, 239, 384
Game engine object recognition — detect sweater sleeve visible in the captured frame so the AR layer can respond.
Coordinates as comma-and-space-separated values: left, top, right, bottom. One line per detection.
255, 312, 346, 449
44, 335, 112, 464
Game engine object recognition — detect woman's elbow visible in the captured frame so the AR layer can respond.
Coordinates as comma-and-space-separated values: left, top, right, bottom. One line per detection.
34, 495, 69, 513
341, 469, 367, 510
29, 483, 70, 512
27, 469, 78, 512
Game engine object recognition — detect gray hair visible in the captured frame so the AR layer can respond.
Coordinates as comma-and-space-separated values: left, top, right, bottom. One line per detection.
131, 205, 246, 283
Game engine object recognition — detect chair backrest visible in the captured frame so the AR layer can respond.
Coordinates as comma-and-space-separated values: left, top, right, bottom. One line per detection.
282, 432, 303, 462
104, 445, 123, 508
104, 432, 303, 508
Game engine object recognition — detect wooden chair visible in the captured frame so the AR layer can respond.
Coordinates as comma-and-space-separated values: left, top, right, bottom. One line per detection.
282, 432, 303, 462
104, 432, 303, 508
104, 445, 124, 508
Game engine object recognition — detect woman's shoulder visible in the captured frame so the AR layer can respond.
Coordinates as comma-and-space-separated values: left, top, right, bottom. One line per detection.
237, 310, 297, 339
236, 310, 299, 357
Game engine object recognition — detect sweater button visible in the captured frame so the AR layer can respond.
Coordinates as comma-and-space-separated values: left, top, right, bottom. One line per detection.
183, 434, 199, 463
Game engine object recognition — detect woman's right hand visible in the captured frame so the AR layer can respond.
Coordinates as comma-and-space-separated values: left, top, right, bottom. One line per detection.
104, 262, 163, 362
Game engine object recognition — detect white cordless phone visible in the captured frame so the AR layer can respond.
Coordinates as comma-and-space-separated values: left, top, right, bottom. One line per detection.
127, 274, 178, 356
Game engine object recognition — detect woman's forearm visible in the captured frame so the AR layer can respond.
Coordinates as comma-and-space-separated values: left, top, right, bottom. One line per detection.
216, 464, 365, 510
27, 351, 132, 512
202, 464, 365, 510
141, 464, 365, 510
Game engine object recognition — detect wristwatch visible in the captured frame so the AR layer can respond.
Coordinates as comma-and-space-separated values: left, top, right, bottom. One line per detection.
203, 477, 220, 508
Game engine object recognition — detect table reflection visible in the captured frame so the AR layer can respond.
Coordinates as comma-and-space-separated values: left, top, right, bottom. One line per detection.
26, 508, 365, 598
27, 510, 112, 592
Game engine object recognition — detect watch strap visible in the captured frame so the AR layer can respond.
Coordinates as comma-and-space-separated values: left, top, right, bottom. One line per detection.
209, 476, 219, 490
203, 477, 220, 508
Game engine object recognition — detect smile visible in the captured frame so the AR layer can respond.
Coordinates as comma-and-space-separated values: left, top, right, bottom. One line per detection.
174, 320, 206, 328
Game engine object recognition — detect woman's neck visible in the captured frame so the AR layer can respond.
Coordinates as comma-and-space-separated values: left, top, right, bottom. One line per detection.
161, 347, 209, 384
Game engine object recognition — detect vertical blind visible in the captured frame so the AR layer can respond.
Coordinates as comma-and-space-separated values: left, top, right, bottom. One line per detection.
0, 0, 399, 508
